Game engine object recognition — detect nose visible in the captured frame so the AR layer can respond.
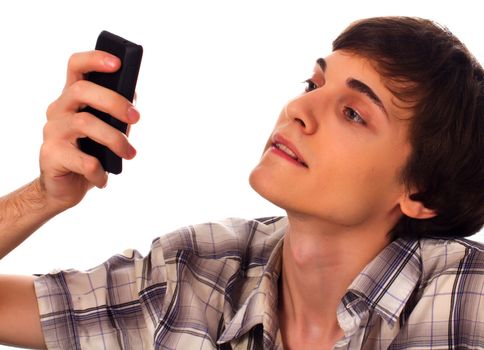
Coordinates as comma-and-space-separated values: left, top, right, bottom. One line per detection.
284, 96, 318, 135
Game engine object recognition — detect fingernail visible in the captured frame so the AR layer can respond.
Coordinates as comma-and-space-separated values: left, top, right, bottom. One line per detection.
127, 144, 137, 159
127, 106, 140, 123
103, 55, 119, 69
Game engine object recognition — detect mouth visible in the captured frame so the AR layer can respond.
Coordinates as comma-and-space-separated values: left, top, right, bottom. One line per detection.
271, 140, 308, 168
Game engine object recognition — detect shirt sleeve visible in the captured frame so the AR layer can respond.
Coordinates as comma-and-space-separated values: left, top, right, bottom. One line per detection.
33, 238, 168, 350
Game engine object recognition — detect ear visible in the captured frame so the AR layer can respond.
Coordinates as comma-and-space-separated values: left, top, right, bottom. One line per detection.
399, 192, 437, 219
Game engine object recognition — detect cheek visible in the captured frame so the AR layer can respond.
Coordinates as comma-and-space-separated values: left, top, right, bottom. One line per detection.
343, 141, 409, 207
309, 139, 405, 204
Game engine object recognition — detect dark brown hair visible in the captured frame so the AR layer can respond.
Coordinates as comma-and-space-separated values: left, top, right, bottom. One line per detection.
333, 17, 483, 239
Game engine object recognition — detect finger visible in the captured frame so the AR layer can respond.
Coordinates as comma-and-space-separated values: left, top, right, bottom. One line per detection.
73, 112, 137, 160
40, 141, 108, 189
51, 80, 140, 125
43, 113, 137, 160
64, 50, 121, 89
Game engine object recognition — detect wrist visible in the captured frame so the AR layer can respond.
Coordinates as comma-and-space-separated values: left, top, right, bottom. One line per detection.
0, 179, 60, 259
35, 176, 73, 216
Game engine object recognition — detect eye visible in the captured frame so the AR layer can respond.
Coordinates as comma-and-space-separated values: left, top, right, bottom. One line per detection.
303, 79, 318, 92
343, 107, 366, 125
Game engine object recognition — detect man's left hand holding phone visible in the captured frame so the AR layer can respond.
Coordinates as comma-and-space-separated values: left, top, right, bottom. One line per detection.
41, 32, 142, 214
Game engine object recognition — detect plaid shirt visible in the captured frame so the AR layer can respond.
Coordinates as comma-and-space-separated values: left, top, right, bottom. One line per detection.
34, 217, 484, 349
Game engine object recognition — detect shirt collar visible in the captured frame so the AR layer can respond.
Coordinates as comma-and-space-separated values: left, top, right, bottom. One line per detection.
217, 229, 284, 345
344, 238, 422, 327
217, 226, 423, 344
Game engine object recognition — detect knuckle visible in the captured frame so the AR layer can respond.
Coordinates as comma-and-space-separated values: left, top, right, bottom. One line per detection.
39, 142, 50, 158
42, 119, 63, 141
67, 53, 80, 70
82, 155, 100, 175
42, 122, 52, 140
45, 100, 58, 120
99, 92, 126, 118
109, 132, 127, 153
73, 112, 91, 130
66, 79, 87, 101
39, 140, 59, 160
70, 79, 88, 96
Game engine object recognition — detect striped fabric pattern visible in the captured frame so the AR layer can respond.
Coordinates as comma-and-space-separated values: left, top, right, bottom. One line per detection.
34, 217, 484, 349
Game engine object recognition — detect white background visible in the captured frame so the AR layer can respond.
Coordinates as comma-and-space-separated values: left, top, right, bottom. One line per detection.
0, 1, 482, 348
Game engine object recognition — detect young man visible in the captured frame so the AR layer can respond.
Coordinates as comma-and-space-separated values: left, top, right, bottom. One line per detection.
0, 16, 483, 349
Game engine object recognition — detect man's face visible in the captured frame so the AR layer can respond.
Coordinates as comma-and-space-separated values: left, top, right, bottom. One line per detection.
249, 50, 413, 228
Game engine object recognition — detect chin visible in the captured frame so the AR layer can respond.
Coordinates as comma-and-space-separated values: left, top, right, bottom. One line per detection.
250, 166, 276, 199
249, 166, 268, 197
248, 166, 292, 212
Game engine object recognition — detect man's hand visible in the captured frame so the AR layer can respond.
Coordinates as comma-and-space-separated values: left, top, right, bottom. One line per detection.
0, 50, 141, 258
40, 50, 140, 212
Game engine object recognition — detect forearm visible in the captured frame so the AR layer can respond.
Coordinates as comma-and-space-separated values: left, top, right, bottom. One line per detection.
0, 275, 46, 349
0, 180, 52, 347
0, 178, 60, 259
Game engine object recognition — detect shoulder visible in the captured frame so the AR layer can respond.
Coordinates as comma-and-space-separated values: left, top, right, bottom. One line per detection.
419, 237, 484, 320
420, 237, 484, 280
392, 238, 484, 348
154, 216, 287, 264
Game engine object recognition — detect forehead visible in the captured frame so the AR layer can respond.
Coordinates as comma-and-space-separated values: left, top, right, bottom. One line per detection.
316, 51, 384, 87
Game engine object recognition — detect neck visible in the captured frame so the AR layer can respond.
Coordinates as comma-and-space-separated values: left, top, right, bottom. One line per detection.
278, 212, 395, 343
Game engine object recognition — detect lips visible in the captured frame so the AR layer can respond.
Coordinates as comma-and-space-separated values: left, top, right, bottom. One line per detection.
271, 134, 308, 168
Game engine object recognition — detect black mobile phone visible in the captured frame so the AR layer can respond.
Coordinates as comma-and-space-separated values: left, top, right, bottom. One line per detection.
78, 31, 143, 174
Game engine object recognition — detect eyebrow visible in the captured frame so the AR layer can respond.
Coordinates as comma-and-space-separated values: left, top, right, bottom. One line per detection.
316, 57, 327, 72
316, 57, 388, 117
346, 78, 388, 116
